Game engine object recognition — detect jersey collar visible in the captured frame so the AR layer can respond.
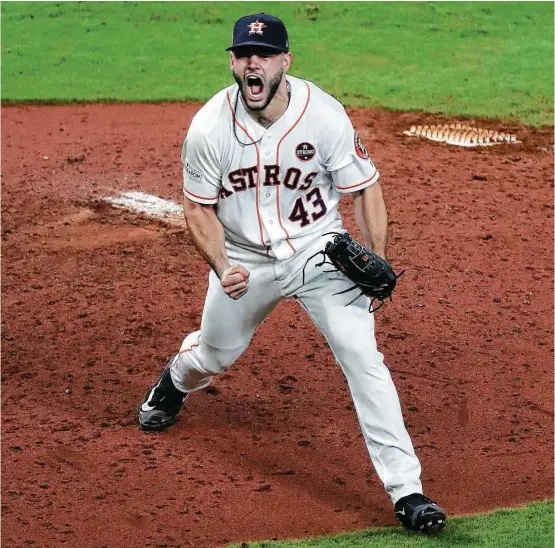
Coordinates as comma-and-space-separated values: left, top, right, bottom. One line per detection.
234, 76, 309, 139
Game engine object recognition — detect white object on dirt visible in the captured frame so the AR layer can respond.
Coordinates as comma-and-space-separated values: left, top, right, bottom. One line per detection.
103, 191, 184, 224
403, 123, 519, 146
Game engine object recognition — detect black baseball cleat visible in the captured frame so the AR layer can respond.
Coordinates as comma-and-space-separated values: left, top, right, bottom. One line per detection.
139, 357, 188, 432
395, 493, 447, 534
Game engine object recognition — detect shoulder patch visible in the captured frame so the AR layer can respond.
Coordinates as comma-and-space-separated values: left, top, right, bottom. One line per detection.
184, 158, 203, 183
354, 133, 369, 160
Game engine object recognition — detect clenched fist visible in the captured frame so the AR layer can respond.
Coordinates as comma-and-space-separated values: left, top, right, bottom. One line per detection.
219, 265, 250, 300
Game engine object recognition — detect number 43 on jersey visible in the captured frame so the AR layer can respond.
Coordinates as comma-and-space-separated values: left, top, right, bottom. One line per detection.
289, 188, 327, 227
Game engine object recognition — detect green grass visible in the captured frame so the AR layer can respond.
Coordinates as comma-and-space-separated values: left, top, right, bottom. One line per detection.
1, 1, 553, 125
228, 501, 554, 548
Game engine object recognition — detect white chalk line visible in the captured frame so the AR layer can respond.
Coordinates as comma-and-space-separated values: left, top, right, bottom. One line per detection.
102, 191, 184, 224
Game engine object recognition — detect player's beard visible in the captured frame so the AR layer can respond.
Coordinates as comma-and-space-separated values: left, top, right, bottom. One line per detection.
234, 69, 283, 112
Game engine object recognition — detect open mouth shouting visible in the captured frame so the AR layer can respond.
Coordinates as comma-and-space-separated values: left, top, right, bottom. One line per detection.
245, 73, 265, 104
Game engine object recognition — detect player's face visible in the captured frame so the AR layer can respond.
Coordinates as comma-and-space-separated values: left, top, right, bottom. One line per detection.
230, 47, 291, 111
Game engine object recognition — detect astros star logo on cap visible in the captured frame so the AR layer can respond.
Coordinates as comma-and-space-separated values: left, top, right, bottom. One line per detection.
248, 19, 267, 35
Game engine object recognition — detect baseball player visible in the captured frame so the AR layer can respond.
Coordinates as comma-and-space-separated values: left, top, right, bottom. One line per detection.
139, 13, 447, 534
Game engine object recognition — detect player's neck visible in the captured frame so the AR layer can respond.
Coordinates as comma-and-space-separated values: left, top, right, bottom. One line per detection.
244, 79, 290, 129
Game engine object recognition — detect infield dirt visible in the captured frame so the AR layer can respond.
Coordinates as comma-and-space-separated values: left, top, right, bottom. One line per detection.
2, 104, 553, 547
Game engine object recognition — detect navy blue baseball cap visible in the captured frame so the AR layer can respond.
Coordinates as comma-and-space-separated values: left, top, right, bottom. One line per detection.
226, 13, 289, 53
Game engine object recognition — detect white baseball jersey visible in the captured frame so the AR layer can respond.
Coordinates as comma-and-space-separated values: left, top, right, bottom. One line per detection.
182, 75, 380, 261
171, 76, 424, 506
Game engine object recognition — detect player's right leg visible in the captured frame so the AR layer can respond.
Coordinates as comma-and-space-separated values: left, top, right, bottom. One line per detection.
139, 254, 281, 431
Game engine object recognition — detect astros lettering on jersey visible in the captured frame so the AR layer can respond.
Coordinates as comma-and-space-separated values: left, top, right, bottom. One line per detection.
182, 75, 379, 261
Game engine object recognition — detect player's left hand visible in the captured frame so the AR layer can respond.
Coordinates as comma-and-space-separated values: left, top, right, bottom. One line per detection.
321, 233, 403, 312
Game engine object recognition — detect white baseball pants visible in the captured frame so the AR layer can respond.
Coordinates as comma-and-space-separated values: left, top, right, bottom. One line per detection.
169, 234, 423, 504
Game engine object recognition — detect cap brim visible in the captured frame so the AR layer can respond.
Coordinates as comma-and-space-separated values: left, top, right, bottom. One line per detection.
226, 41, 288, 52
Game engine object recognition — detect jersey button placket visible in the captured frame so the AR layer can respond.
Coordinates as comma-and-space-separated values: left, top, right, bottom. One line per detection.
260, 145, 282, 256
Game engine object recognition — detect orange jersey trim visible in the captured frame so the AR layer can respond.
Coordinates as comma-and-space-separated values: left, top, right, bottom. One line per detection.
226, 91, 265, 247
336, 170, 379, 191
179, 343, 200, 355
184, 188, 219, 202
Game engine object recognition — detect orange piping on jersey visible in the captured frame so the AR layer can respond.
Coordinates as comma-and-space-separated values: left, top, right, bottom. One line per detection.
184, 188, 219, 202
179, 343, 200, 355
275, 81, 312, 253
226, 91, 265, 247
275, 198, 296, 253
336, 170, 379, 191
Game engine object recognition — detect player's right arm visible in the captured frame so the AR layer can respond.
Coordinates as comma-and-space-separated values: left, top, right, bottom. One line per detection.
181, 115, 249, 300
183, 197, 249, 300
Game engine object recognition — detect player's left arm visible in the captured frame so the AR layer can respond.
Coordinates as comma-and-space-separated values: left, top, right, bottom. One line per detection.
351, 182, 388, 260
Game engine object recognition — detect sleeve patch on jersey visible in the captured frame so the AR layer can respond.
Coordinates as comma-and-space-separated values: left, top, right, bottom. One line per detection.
354, 133, 369, 160
184, 159, 203, 183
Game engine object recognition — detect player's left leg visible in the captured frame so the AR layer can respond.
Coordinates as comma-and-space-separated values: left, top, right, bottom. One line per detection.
289, 244, 446, 532
283, 238, 422, 501
296, 284, 423, 502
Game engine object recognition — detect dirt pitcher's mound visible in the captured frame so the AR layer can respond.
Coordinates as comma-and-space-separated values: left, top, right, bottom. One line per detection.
2, 104, 553, 548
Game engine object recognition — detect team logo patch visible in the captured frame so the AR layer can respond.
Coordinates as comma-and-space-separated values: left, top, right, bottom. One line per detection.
248, 20, 267, 35
295, 142, 316, 162
184, 159, 203, 183
354, 133, 369, 160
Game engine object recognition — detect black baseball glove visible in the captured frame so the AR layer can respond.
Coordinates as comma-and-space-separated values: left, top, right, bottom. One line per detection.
304, 232, 404, 312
